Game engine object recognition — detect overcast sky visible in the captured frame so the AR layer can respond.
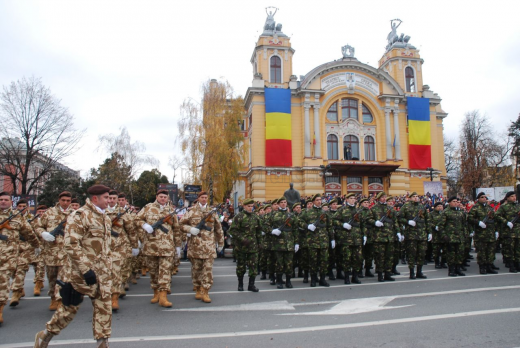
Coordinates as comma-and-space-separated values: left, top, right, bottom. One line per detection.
1, 0, 519, 183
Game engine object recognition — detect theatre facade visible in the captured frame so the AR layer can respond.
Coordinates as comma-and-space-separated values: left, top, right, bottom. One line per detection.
234, 11, 448, 203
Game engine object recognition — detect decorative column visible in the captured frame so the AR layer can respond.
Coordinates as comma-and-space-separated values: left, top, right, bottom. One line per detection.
393, 109, 402, 160
304, 104, 311, 157
385, 108, 392, 159
313, 104, 321, 158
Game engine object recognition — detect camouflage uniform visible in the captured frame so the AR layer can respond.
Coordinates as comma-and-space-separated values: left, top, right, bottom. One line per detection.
135, 202, 181, 293
180, 204, 224, 292
10, 213, 34, 294
495, 201, 520, 271
360, 207, 375, 276
468, 202, 497, 270
29, 217, 46, 289
326, 208, 339, 279
295, 212, 310, 281
45, 199, 112, 340
438, 206, 466, 275
228, 210, 262, 278
258, 214, 269, 276
266, 208, 296, 286
429, 209, 446, 268
399, 201, 430, 276
369, 203, 399, 276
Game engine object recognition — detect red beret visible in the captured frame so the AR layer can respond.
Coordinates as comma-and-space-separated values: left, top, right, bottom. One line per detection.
36, 205, 48, 210
86, 185, 111, 195
198, 191, 208, 198
157, 189, 169, 196
71, 198, 79, 204
59, 191, 72, 198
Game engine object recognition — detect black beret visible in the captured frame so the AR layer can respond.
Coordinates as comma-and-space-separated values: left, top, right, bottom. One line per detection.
16, 199, 28, 206
434, 202, 443, 208
505, 191, 516, 199
87, 185, 111, 195
477, 192, 487, 199
109, 190, 118, 196
447, 196, 459, 203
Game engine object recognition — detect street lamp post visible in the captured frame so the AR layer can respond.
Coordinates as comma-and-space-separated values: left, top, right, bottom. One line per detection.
426, 167, 435, 182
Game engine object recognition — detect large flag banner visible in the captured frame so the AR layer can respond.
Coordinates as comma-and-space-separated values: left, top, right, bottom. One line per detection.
407, 97, 431, 169
265, 88, 292, 166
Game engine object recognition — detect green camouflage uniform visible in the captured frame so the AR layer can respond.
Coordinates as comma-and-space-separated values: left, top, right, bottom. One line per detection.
327, 209, 339, 276
258, 214, 269, 273
369, 203, 398, 273
228, 210, 262, 278
399, 201, 430, 269
468, 202, 496, 266
361, 206, 374, 273
298, 206, 331, 276
332, 205, 364, 274
438, 206, 466, 267
266, 208, 296, 275
429, 209, 445, 265
495, 202, 520, 266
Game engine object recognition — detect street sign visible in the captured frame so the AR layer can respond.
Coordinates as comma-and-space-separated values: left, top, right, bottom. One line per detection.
158, 183, 179, 205
184, 184, 202, 203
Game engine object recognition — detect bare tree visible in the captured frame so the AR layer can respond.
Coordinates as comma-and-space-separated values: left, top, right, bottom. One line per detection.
168, 154, 185, 184
0, 76, 85, 194
444, 136, 462, 196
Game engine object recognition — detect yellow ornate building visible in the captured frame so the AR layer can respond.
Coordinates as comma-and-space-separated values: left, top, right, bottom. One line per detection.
233, 12, 448, 203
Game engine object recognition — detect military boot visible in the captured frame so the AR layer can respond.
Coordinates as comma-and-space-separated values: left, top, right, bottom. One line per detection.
96, 338, 109, 348
195, 286, 203, 300
448, 265, 457, 276
357, 270, 365, 278
509, 262, 517, 273
34, 281, 44, 296
297, 268, 304, 278
337, 269, 345, 279
9, 290, 23, 307
131, 273, 138, 284
490, 263, 499, 270
276, 274, 284, 289
34, 330, 54, 348
0, 304, 4, 324
409, 267, 416, 279
158, 290, 172, 308
151, 289, 160, 304
486, 264, 498, 274
377, 272, 384, 282
285, 275, 293, 288
391, 265, 401, 275
201, 288, 212, 303
260, 271, 267, 280
365, 268, 374, 277
237, 276, 244, 291
455, 265, 465, 276
479, 265, 487, 274
351, 272, 361, 284
248, 277, 259, 292
327, 270, 336, 280
460, 264, 467, 271
269, 274, 276, 285
435, 257, 442, 269
344, 272, 351, 284
111, 293, 119, 311
416, 265, 427, 279
303, 270, 309, 283
441, 259, 448, 268
319, 273, 330, 287
310, 274, 317, 287
384, 272, 395, 281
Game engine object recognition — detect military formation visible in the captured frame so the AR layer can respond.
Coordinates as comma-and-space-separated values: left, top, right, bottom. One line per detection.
1, 185, 519, 347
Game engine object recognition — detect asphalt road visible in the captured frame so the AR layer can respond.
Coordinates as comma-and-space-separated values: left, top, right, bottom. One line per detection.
2, 252, 519, 348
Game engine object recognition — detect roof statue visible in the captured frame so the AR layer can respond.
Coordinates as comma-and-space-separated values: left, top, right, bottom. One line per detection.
262, 7, 287, 37
385, 19, 414, 52
342, 44, 355, 58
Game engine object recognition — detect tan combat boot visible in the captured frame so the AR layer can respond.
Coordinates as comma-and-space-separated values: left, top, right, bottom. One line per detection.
201, 288, 212, 303
194, 286, 202, 300
158, 290, 172, 308
96, 338, 109, 348
0, 304, 4, 324
172, 268, 178, 275
131, 273, 137, 284
150, 289, 159, 304
34, 281, 43, 296
21, 288, 26, 298
34, 330, 54, 348
124, 281, 129, 291
48, 297, 61, 311
111, 294, 119, 311
119, 284, 126, 298
9, 290, 23, 307
141, 267, 147, 276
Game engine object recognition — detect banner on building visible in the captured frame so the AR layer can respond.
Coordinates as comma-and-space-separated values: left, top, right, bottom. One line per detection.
407, 97, 431, 169
265, 88, 292, 166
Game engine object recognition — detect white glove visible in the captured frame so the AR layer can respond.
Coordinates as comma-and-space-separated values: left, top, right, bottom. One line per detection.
271, 229, 281, 236
217, 245, 223, 253
343, 222, 352, 230
138, 240, 142, 249
400, 235, 405, 242
428, 234, 432, 242
308, 224, 316, 231
408, 220, 416, 227
397, 232, 402, 241
34, 248, 41, 256
375, 221, 384, 227
495, 232, 499, 240
331, 240, 336, 249
363, 236, 367, 245
187, 233, 191, 238
294, 244, 299, 252
469, 232, 474, 238
435, 226, 439, 231
176, 247, 181, 258
142, 223, 154, 234
478, 221, 486, 229
132, 248, 139, 257
190, 227, 200, 236
42, 232, 55, 242
507, 222, 514, 229
261, 231, 265, 236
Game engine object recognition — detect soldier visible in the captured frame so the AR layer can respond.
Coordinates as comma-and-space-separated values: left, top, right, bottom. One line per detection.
369, 192, 400, 282
298, 194, 331, 287
135, 189, 181, 308
387, 196, 402, 275
106, 190, 138, 311
495, 191, 520, 273
36, 191, 73, 310
291, 202, 304, 278
326, 199, 340, 280
117, 193, 136, 293
229, 198, 262, 292
0, 193, 40, 322
70, 198, 81, 211
259, 204, 271, 280
438, 197, 467, 276
31, 205, 48, 296
430, 202, 446, 269
34, 185, 113, 348
359, 198, 374, 278
179, 191, 224, 303
266, 199, 279, 285
468, 192, 499, 274
266, 197, 297, 289
399, 192, 431, 279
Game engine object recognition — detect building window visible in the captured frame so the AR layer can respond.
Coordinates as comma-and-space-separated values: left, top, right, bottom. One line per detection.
364, 135, 375, 160
405, 67, 415, 93
343, 135, 360, 160
326, 102, 338, 122
362, 105, 373, 123
270, 56, 282, 83
327, 134, 338, 160
342, 99, 358, 120
368, 177, 382, 184
347, 177, 362, 184
325, 176, 340, 183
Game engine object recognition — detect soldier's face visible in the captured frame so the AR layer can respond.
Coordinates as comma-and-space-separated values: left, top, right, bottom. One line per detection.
362, 201, 370, 208
108, 195, 118, 208
71, 203, 80, 210
331, 203, 338, 210
92, 192, 109, 210
306, 202, 313, 209
244, 204, 254, 213
478, 196, 487, 203
37, 209, 47, 215
449, 200, 459, 208
508, 195, 516, 202
278, 200, 287, 209
0, 195, 12, 210
293, 206, 302, 214
17, 203, 27, 212
379, 196, 387, 203
198, 195, 208, 206
118, 197, 127, 207
259, 209, 265, 215
322, 206, 329, 211
347, 197, 356, 205
435, 205, 443, 211
411, 195, 419, 203
157, 194, 169, 205
272, 203, 279, 211
387, 199, 395, 207
314, 197, 322, 206
59, 196, 71, 210
265, 207, 272, 214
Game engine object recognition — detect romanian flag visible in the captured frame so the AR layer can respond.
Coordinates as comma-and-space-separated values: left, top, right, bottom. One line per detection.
265, 88, 292, 166
407, 97, 431, 169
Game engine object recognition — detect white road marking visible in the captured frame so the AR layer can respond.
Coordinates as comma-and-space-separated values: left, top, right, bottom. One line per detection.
4, 307, 520, 347
164, 300, 295, 312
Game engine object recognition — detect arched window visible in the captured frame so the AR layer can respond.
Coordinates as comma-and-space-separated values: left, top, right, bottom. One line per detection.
343, 135, 360, 160
364, 136, 375, 161
405, 67, 415, 93
341, 99, 358, 120
362, 105, 373, 123
326, 102, 338, 122
270, 56, 282, 83
327, 134, 338, 160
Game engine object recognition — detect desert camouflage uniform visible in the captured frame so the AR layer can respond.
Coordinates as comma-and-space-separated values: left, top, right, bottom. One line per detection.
0, 208, 39, 306
135, 202, 181, 292
29, 216, 46, 286
10, 212, 35, 293
45, 199, 113, 340
180, 204, 224, 290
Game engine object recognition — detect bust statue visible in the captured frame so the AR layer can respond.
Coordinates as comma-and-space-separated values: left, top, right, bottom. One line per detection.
284, 183, 301, 208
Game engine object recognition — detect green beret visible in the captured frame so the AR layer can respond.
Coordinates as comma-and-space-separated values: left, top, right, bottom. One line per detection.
263, 204, 272, 209
386, 195, 395, 201
305, 199, 312, 205
409, 192, 418, 197
271, 198, 279, 204
376, 192, 386, 200
329, 198, 338, 205
345, 193, 356, 199
243, 198, 254, 205
321, 202, 329, 207
359, 198, 368, 204
292, 202, 301, 210
311, 194, 321, 202
279, 196, 287, 203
